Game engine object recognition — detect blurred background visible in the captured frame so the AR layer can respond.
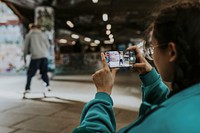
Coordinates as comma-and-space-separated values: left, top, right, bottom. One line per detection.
0, 0, 172, 132
0, 0, 169, 75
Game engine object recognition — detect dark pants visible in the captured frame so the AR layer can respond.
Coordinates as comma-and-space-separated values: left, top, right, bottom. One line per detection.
119, 59, 123, 65
25, 58, 49, 90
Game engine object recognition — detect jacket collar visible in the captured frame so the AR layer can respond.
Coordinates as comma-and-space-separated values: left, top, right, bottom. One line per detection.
162, 82, 200, 106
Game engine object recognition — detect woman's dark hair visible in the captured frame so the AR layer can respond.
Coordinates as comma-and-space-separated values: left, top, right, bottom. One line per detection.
152, 1, 200, 93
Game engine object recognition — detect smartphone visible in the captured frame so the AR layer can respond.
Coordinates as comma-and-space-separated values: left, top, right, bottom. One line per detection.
104, 50, 136, 68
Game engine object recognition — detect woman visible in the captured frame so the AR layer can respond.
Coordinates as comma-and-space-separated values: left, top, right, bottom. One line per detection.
73, 1, 200, 133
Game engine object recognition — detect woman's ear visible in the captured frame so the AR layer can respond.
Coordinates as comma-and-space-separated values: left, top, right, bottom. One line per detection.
168, 42, 177, 62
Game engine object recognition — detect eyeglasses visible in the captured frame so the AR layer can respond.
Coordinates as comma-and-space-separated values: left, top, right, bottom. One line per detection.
143, 42, 168, 60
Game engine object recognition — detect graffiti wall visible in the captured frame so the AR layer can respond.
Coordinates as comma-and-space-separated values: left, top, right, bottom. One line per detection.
0, 44, 25, 73
0, 2, 25, 74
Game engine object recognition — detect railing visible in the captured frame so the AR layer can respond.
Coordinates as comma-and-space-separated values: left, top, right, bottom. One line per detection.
54, 52, 101, 75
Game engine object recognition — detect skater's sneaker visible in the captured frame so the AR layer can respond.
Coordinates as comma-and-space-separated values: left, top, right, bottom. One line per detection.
25, 89, 31, 93
44, 86, 51, 92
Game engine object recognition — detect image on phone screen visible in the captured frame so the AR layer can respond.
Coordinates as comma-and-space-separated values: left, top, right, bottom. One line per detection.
104, 50, 136, 68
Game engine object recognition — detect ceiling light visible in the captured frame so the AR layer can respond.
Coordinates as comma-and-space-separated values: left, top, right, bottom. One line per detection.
66, 20, 74, 28
106, 24, 111, 30
90, 42, 98, 46
106, 30, 111, 35
92, 0, 98, 3
94, 40, 100, 44
104, 40, 113, 44
110, 38, 114, 42
59, 39, 67, 43
72, 41, 76, 45
71, 34, 79, 39
109, 34, 113, 39
84, 37, 91, 42
102, 13, 108, 21
136, 30, 141, 34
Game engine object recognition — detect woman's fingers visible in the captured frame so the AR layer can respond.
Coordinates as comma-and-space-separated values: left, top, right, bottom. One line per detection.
133, 62, 152, 74
127, 46, 147, 63
133, 63, 146, 68
101, 52, 110, 72
126, 46, 153, 74
111, 68, 119, 79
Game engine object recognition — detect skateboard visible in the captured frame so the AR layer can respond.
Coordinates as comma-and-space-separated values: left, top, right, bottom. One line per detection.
23, 91, 47, 99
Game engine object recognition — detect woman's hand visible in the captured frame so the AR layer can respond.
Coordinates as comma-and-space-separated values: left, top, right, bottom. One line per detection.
92, 53, 118, 95
127, 46, 152, 74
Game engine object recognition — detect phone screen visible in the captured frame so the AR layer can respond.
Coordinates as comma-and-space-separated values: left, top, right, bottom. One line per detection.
104, 50, 136, 68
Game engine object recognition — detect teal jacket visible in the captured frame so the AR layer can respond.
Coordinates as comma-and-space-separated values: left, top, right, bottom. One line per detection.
73, 68, 200, 133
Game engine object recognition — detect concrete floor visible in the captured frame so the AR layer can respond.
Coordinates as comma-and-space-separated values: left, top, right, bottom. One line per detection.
0, 72, 142, 133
